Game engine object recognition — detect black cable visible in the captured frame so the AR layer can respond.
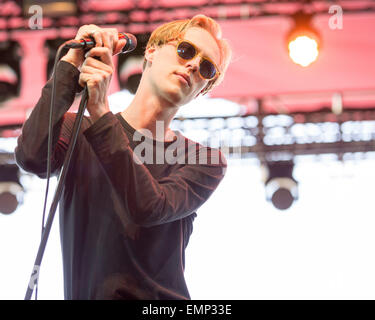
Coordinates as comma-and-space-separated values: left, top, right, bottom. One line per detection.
32, 43, 65, 300
42, 40, 64, 236
34, 41, 66, 300
24, 43, 88, 300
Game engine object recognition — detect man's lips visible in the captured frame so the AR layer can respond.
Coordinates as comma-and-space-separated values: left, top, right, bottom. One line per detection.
174, 72, 191, 87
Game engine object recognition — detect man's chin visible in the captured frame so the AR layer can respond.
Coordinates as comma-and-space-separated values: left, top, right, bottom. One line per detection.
163, 88, 186, 106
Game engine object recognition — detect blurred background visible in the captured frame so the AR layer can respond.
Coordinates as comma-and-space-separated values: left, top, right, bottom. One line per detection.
0, 0, 375, 299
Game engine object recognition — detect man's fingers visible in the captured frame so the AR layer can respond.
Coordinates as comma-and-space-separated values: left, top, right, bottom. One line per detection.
114, 38, 127, 55
77, 25, 103, 47
81, 65, 111, 77
84, 47, 114, 68
102, 32, 114, 54
83, 55, 113, 72
91, 30, 103, 47
79, 73, 100, 87
79, 50, 113, 89
75, 25, 124, 56
79, 72, 109, 89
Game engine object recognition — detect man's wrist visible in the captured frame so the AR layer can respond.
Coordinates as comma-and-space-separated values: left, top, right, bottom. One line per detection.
89, 109, 111, 123
61, 51, 81, 70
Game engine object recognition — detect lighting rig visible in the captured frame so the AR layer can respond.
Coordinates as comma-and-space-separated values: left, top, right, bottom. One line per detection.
171, 101, 375, 209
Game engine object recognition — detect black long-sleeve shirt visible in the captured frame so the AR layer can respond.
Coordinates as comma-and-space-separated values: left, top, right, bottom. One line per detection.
15, 61, 227, 300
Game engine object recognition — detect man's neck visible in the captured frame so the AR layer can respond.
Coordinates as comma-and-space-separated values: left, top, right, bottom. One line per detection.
120, 88, 179, 142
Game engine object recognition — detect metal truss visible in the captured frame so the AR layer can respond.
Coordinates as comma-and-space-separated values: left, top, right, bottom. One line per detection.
0, 151, 14, 165
1, 105, 375, 164
171, 105, 375, 161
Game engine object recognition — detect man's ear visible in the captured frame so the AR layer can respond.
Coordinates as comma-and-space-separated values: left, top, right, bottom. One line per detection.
144, 46, 157, 65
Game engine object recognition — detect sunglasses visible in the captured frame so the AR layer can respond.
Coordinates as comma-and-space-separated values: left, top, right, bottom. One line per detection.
173, 39, 220, 81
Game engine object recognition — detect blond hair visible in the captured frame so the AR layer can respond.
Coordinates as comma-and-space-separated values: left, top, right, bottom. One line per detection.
144, 14, 232, 95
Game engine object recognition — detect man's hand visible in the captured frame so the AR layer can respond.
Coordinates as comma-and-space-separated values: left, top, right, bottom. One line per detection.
61, 25, 126, 69
79, 47, 114, 122
61, 25, 126, 122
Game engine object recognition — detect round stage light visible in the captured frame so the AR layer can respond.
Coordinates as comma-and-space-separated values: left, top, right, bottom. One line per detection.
263, 161, 298, 211
286, 11, 321, 67
288, 35, 319, 67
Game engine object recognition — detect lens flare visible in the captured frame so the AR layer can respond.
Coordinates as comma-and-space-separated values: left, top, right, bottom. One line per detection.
288, 35, 319, 67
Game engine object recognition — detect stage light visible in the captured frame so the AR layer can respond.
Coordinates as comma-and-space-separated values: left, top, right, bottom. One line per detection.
288, 36, 319, 67
287, 11, 321, 67
22, 0, 77, 17
0, 164, 24, 215
263, 161, 298, 210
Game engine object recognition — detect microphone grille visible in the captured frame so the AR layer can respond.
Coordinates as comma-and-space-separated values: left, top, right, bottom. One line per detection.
121, 33, 137, 53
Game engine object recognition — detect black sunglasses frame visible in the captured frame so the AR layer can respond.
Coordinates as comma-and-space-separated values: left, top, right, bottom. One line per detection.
174, 39, 221, 81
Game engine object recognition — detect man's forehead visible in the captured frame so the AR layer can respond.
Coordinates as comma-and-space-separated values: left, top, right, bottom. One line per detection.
181, 27, 220, 64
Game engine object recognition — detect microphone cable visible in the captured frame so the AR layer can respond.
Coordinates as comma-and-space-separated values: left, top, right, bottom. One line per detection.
34, 43, 65, 300
26, 42, 88, 300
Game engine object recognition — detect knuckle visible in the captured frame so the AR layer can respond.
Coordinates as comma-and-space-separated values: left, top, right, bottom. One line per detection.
88, 55, 98, 61
91, 78, 99, 86
104, 71, 112, 79
84, 57, 94, 65
105, 64, 113, 73
104, 28, 117, 35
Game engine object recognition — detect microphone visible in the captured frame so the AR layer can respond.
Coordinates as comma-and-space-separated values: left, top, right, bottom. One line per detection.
64, 32, 137, 54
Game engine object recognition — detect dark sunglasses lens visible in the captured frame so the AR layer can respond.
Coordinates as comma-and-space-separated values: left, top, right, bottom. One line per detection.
200, 59, 216, 79
177, 41, 196, 60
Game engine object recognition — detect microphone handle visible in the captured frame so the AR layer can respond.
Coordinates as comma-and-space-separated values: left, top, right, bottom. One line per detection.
64, 33, 136, 53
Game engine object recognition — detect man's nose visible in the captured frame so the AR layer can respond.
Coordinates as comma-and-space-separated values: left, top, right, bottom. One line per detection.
186, 56, 200, 72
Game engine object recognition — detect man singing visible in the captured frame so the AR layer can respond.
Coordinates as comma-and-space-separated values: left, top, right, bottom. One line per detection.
15, 14, 232, 299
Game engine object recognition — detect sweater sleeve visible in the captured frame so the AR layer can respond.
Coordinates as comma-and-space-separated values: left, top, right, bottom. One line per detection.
15, 61, 82, 178
84, 112, 227, 227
